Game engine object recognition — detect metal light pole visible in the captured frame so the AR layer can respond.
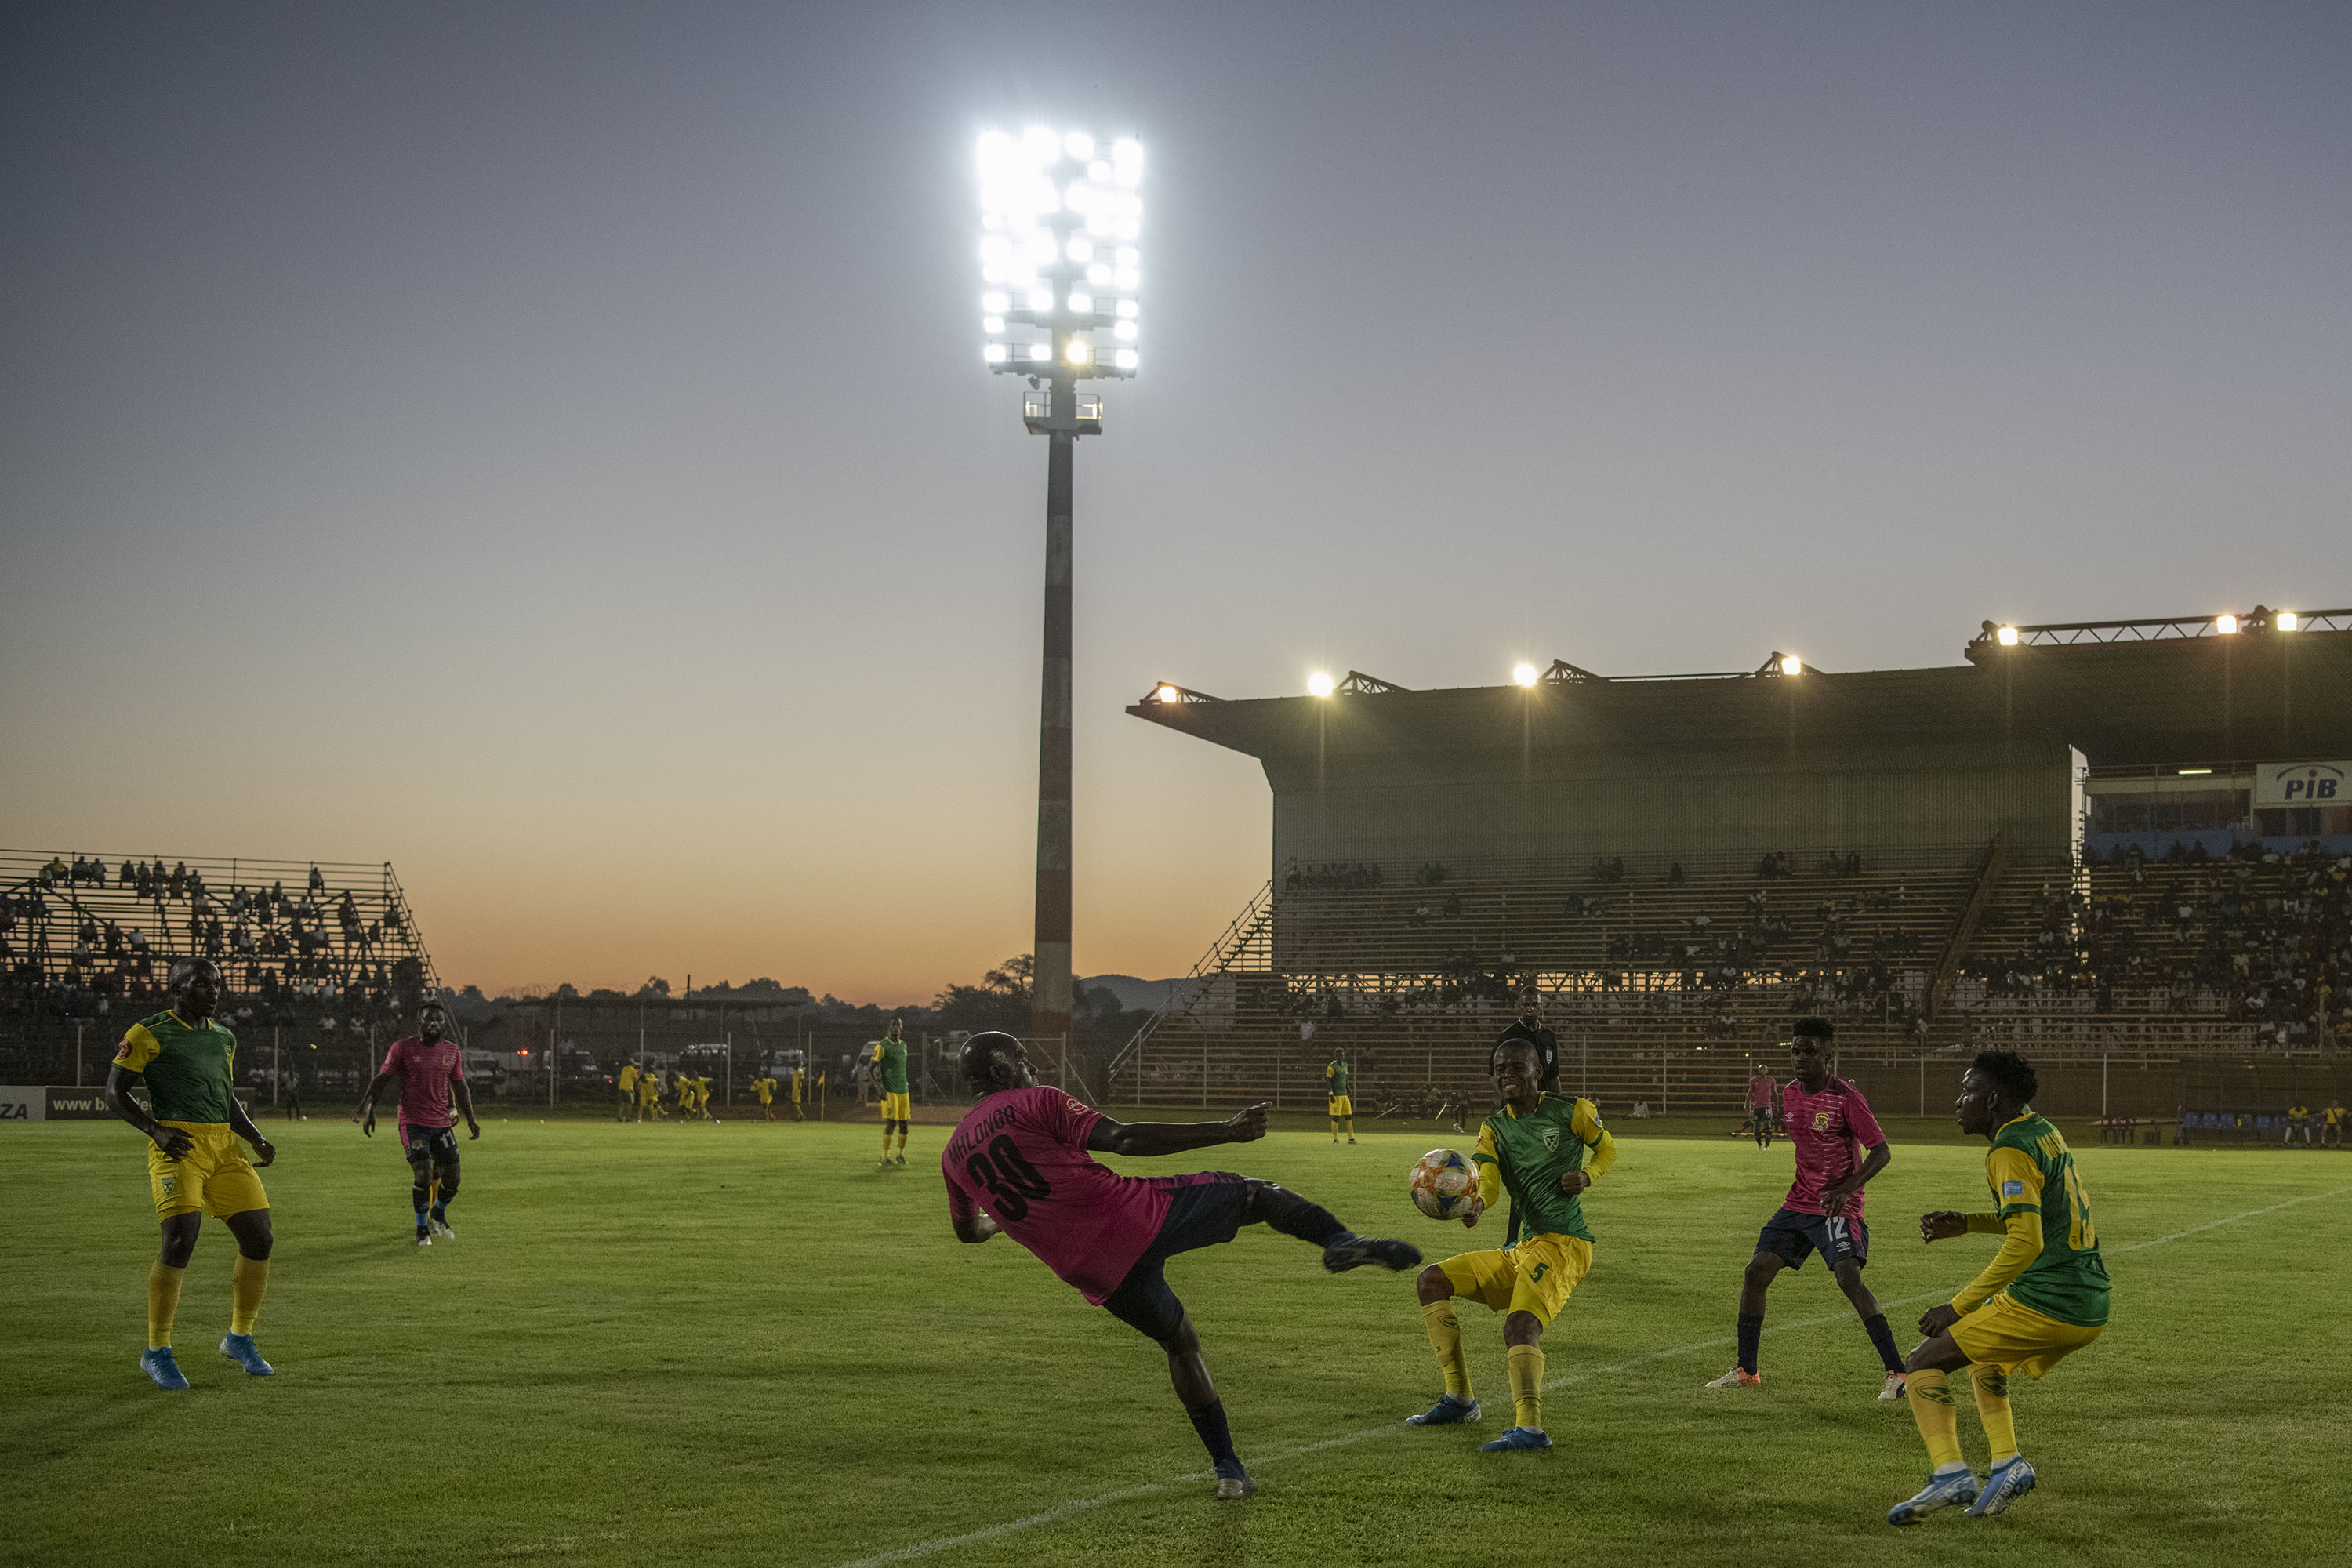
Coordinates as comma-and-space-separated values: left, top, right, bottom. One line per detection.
976, 127, 1143, 1052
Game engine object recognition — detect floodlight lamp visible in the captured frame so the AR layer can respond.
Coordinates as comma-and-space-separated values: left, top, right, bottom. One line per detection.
1114, 266, 1141, 289
1995, 625, 2019, 646
1024, 232, 1057, 264
1069, 291, 1093, 312
1779, 655, 1802, 675
1307, 671, 1336, 698
1065, 131, 1094, 159
1116, 218, 1141, 240
1022, 126, 1059, 161
982, 315, 1004, 334
1156, 684, 1180, 704
2216, 614, 2239, 634
980, 236, 1011, 264
2277, 610, 2299, 631
983, 343, 1009, 364
1113, 320, 1137, 341
1066, 339, 1091, 365
1086, 263, 1112, 285
1026, 343, 1051, 362
1087, 159, 1111, 181
1116, 246, 1140, 265
1512, 662, 1538, 687
1067, 238, 1094, 262
1116, 298, 1138, 318
1113, 348, 1138, 370
1026, 288, 1053, 312
982, 292, 1009, 314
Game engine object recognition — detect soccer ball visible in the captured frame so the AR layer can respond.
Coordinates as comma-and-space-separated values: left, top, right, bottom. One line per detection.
1410, 1148, 1478, 1221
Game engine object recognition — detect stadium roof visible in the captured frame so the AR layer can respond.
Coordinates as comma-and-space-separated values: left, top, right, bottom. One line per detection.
1129, 612, 2352, 768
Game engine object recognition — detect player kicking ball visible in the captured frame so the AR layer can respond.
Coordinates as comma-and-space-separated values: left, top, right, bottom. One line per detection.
1888, 1050, 2108, 1526
1704, 1018, 1908, 1398
1406, 1037, 1617, 1453
357, 1001, 481, 1246
941, 1032, 1421, 1501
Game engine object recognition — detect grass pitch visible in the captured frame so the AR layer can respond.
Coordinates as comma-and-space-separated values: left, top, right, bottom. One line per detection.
4, 1113, 2347, 1568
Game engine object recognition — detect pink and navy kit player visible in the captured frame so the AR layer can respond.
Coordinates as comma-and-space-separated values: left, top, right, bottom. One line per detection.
939, 1032, 1420, 1501
1766, 1067, 1888, 1264
371, 1024, 472, 1239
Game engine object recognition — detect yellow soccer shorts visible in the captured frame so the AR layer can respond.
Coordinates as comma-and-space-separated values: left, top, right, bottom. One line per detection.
880, 1091, 911, 1121
147, 1122, 269, 1221
1951, 1291, 2103, 1379
1328, 1095, 1353, 1118
1439, 1232, 1592, 1326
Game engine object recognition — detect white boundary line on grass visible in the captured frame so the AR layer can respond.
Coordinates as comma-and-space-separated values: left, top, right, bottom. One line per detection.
829, 1185, 2352, 1568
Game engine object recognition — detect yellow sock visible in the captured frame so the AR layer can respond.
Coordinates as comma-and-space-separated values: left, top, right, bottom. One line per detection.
1508, 1343, 1546, 1430
1969, 1364, 2017, 1466
1345, 1119, 1355, 1139
894, 1127, 909, 1155
147, 1261, 184, 1350
1419, 1300, 1472, 1399
1330, 1120, 1340, 1140
1907, 1367, 1965, 1471
230, 1255, 269, 1336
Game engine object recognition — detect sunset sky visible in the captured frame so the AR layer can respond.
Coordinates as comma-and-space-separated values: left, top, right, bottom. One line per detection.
4, 2, 2346, 1004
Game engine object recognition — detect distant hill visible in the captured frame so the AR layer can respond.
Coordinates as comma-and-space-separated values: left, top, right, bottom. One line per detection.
1080, 974, 1192, 1013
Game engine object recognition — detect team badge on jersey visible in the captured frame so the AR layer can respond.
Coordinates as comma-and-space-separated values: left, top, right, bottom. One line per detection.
1813, 1110, 1833, 1131
1541, 1127, 1561, 1151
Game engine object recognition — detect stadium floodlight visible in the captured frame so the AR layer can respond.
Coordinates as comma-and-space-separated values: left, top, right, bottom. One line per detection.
1512, 662, 1538, 688
1156, 684, 1180, 704
2178, 768, 2213, 775
1995, 625, 2020, 647
975, 126, 1144, 1051
1308, 671, 1336, 698
1780, 655, 1803, 675
2216, 614, 2239, 634
2277, 610, 2299, 631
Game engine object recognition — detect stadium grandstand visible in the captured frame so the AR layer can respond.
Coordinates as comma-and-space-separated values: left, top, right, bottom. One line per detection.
0, 851, 438, 1092
1111, 607, 2352, 1127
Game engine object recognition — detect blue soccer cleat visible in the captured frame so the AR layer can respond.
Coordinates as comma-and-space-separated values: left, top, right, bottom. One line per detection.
1321, 1234, 1423, 1273
1888, 1467, 1981, 1526
1406, 1395, 1483, 1426
140, 1348, 189, 1391
1964, 1457, 2036, 1518
1476, 1426, 1552, 1453
218, 1333, 274, 1377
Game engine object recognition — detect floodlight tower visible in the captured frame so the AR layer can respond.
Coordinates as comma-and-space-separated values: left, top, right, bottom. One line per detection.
975, 126, 1143, 1053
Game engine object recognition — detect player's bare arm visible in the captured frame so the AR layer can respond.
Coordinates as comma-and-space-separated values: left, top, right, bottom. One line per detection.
356, 1065, 397, 1135
104, 1062, 191, 1160
1918, 1210, 1969, 1243
1820, 1142, 1890, 1216
452, 1068, 481, 1138
1084, 1102, 1269, 1157
227, 1094, 276, 1168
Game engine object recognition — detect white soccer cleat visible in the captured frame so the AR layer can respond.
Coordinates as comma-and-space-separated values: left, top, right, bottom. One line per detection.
1963, 1456, 2036, 1517
1878, 1371, 1908, 1400
1888, 1468, 1981, 1526
1704, 1367, 1762, 1389
428, 1217, 456, 1240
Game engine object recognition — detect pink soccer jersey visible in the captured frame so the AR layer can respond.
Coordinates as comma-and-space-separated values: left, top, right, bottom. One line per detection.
1780, 1076, 1887, 1217
1747, 1073, 1777, 1108
381, 1036, 463, 1129
941, 1085, 1178, 1303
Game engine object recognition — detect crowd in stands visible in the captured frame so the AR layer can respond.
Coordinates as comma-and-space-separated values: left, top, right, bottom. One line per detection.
1286, 861, 1386, 891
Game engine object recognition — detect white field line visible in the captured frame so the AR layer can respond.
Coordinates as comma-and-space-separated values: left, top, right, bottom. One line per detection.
829, 1185, 2351, 1568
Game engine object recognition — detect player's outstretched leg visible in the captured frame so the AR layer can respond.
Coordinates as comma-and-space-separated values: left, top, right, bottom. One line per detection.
1829, 1258, 1907, 1399
1705, 1249, 1780, 1388
1406, 1265, 1481, 1425
1240, 1180, 1420, 1274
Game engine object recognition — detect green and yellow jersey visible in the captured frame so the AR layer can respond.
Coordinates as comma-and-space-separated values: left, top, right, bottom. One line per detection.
618, 1063, 640, 1094
754, 1076, 775, 1104
871, 1038, 909, 1096
1472, 1093, 1617, 1243
114, 1010, 239, 1124
2325, 1102, 2347, 1127
1327, 1060, 1350, 1098
1957, 1112, 2109, 1327
2286, 1104, 2310, 1124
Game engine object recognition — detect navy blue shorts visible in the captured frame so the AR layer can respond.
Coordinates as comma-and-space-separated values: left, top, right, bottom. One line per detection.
400, 1123, 459, 1167
1100, 1174, 1250, 1341
1755, 1206, 1868, 1269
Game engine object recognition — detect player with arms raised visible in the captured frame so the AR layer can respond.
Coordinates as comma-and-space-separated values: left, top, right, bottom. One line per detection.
1406, 1036, 1616, 1452
1704, 1018, 1907, 1397
104, 957, 278, 1389
1889, 1049, 2108, 1525
941, 1031, 1421, 1500
358, 1000, 481, 1246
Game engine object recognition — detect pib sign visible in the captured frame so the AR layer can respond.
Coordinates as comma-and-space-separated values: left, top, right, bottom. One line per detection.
2256, 762, 2347, 808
